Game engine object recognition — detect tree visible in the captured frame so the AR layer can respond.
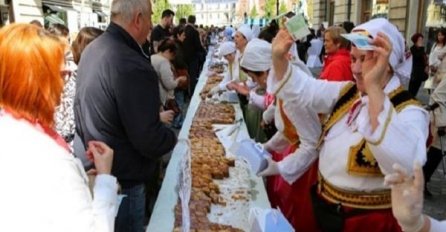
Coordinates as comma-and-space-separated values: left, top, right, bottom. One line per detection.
279, 1, 288, 15
264, 0, 276, 19
152, 0, 171, 23
175, 4, 194, 24
250, 6, 258, 18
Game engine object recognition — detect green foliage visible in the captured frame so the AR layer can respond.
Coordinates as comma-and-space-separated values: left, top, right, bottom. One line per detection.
264, 0, 276, 18
152, 0, 171, 23
175, 4, 194, 24
279, 1, 288, 15
250, 6, 258, 18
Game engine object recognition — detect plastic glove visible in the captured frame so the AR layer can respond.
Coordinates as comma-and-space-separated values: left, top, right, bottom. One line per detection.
384, 162, 425, 232
257, 156, 280, 177
263, 104, 275, 124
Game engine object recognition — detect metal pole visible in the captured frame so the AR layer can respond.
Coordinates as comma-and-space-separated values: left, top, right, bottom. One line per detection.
347, 0, 351, 21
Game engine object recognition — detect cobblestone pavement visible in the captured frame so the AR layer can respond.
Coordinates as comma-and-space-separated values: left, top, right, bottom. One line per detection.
414, 87, 446, 220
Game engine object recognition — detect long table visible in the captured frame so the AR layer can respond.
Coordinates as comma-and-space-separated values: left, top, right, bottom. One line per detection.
146, 49, 270, 232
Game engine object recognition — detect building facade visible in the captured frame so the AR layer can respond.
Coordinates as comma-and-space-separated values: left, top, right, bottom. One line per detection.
193, 1, 237, 26
1, 0, 110, 36
312, 0, 443, 45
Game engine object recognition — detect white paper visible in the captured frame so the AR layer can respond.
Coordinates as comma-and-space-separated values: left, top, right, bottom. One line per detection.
285, 14, 311, 41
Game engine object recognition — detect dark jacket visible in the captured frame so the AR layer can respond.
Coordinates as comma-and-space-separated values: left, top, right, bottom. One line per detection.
74, 22, 176, 187
410, 45, 428, 81
173, 39, 188, 69
183, 24, 205, 63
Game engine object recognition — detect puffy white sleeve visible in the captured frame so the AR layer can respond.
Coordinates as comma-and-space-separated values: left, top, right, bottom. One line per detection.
264, 131, 290, 153
276, 98, 322, 184
356, 96, 429, 175
218, 71, 231, 90
273, 64, 346, 115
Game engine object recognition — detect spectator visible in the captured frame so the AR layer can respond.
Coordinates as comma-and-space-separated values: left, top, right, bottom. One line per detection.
172, 26, 188, 128
0, 23, 118, 232
29, 19, 43, 28
179, 17, 186, 27
320, 26, 353, 81
74, 0, 177, 231
423, 76, 446, 197
342, 21, 355, 33
150, 9, 175, 53
409, 33, 428, 97
62, 27, 104, 167
48, 23, 70, 44
428, 28, 446, 89
306, 29, 323, 75
151, 38, 187, 116
183, 15, 205, 96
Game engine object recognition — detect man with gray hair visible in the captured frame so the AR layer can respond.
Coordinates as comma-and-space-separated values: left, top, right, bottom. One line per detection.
74, 0, 177, 231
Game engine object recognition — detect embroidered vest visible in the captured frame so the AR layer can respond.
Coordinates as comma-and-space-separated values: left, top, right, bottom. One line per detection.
318, 83, 421, 177
277, 99, 299, 145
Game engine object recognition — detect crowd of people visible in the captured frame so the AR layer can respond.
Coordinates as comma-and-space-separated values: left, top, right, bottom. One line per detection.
0, 0, 446, 231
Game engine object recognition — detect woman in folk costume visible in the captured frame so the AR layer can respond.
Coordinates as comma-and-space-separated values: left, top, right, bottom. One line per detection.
228, 25, 267, 142
239, 39, 322, 230
209, 41, 239, 94
260, 18, 429, 232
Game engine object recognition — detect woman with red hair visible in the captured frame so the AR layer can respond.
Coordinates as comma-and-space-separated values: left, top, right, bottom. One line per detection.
0, 24, 118, 231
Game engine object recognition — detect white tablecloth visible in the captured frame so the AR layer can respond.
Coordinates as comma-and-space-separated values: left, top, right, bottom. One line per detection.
146, 49, 270, 232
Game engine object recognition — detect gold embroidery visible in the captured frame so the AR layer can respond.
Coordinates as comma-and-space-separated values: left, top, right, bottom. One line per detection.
347, 141, 383, 177
319, 173, 391, 209
317, 82, 359, 148
278, 99, 299, 144
368, 107, 393, 146
273, 65, 293, 96
321, 85, 423, 177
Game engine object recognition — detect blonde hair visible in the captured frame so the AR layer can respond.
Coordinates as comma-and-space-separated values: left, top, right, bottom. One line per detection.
325, 26, 350, 49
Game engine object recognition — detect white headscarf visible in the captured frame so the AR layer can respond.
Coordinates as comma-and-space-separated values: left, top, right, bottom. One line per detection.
237, 24, 254, 42
345, 18, 412, 84
252, 25, 261, 38
218, 42, 236, 57
240, 38, 271, 72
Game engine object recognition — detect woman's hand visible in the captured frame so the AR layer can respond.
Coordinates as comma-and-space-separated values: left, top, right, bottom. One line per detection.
384, 162, 425, 232
86, 141, 114, 175
232, 84, 249, 96
272, 29, 294, 60
363, 32, 393, 91
177, 76, 187, 83
226, 82, 237, 90
272, 29, 294, 81
160, 110, 174, 124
